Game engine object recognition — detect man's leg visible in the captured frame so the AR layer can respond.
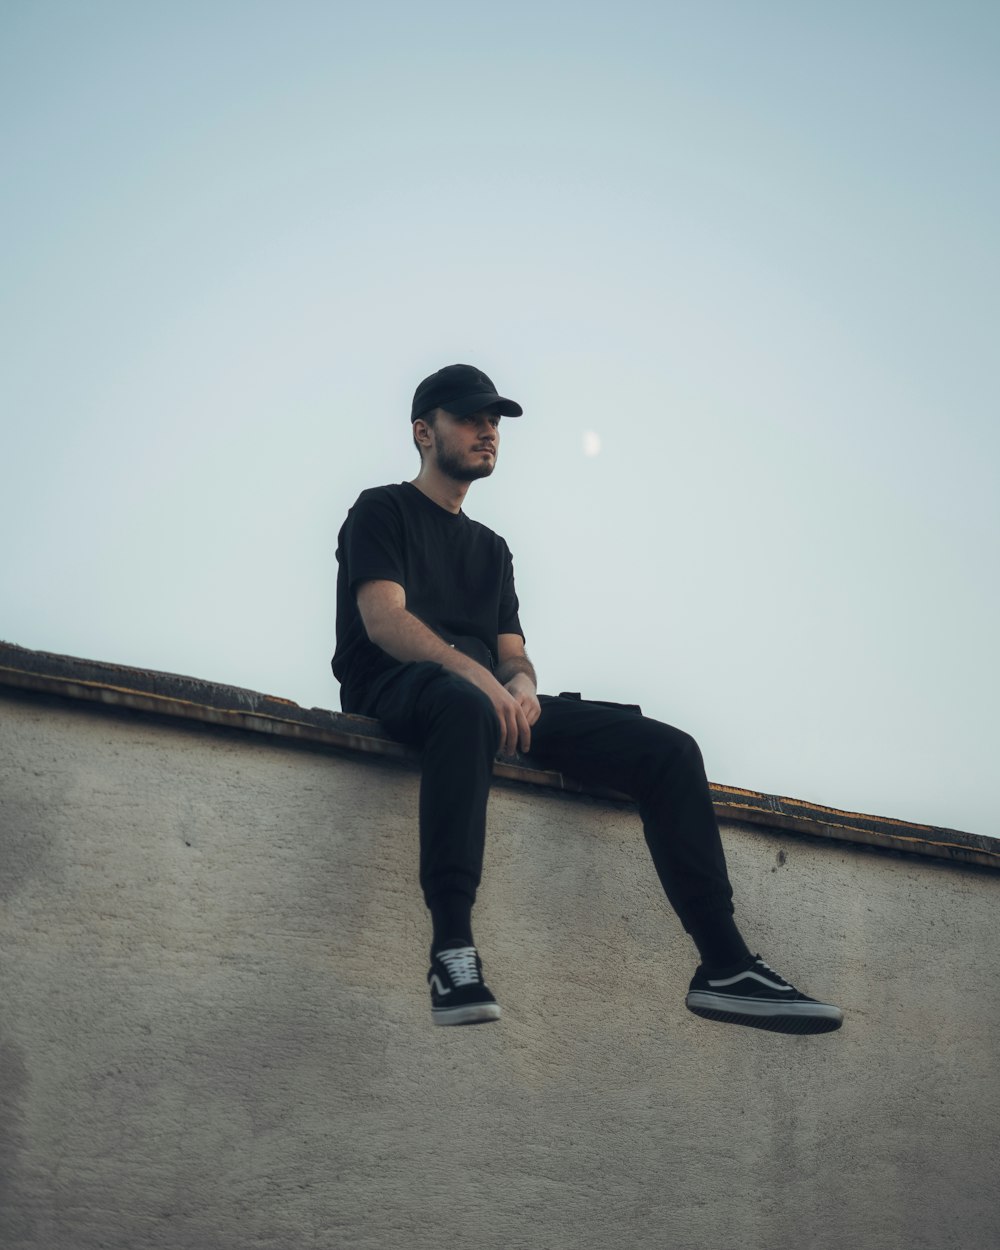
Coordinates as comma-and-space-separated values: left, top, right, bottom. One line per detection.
527, 696, 744, 961
528, 696, 844, 1034
367, 662, 500, 917
365, 662, 503, 1025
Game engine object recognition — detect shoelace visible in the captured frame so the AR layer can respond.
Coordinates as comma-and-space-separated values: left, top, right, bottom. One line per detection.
753, 956, 792, 988
436, 946, 481, 987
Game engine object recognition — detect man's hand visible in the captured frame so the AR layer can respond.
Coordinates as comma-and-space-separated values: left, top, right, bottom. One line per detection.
464, 666, 534, 757
503, 671, 541, 752
494, 634, 540, 754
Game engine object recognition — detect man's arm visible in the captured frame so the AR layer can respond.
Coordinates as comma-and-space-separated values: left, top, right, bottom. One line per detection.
356, 580, 533, 755
496, 633, 542, 733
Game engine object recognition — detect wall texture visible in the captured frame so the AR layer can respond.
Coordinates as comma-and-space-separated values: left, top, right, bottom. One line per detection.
1, 659, 998, 1250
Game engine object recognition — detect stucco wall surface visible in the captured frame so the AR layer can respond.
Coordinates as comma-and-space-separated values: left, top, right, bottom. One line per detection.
1, 691, 998, 1250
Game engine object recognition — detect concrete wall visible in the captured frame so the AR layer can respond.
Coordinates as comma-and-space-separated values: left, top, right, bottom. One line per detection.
1, 686, 998, 1250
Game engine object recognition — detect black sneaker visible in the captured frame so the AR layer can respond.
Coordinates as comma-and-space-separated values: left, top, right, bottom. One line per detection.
428, 945, 501, 1026
686, 953, 843, 1035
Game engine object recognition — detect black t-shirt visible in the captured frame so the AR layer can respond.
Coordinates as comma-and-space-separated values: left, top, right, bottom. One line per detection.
332, 482, 524, 712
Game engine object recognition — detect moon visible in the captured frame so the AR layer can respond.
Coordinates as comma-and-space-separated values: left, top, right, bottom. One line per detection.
582, 431, 602, 457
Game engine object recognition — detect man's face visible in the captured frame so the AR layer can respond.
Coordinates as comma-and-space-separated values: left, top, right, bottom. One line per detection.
427, 409, 501, 482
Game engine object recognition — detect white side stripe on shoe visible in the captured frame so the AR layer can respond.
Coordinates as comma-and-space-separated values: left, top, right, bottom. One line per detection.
707, 970, 794, 992
429, 974, 452, 997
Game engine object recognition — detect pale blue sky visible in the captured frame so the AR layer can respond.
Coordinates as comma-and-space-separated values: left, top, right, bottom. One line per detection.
2, 2, 998, 836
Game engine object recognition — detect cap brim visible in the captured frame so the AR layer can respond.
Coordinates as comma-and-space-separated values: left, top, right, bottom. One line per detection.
441, 392, 523, 418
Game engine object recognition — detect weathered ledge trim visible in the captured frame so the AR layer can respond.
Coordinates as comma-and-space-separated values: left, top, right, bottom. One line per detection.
1, 641, 995, 872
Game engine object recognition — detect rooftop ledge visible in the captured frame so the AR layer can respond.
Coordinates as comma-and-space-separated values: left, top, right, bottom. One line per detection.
1, 639, 996, 874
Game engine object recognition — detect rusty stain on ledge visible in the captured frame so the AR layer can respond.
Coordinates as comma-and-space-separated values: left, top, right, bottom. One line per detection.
1, 640, 996, 873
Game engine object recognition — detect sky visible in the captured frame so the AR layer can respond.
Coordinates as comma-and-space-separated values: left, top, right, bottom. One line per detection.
2, 2, 997, 837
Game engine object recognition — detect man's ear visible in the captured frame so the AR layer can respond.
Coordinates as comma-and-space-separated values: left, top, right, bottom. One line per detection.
413, 418, 433, 449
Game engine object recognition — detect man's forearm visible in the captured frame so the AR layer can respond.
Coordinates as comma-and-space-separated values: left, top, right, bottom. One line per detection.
365, 607, 498, 688
495, 654, 537, 690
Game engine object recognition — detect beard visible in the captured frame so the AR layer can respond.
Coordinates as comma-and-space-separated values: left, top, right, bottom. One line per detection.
434, 443, 497, 482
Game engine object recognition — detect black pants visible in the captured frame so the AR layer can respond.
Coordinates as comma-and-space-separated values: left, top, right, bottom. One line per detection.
361, 662, 735, 934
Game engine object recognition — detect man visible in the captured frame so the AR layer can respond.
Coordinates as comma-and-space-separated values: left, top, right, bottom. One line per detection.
333, 363, 843, 1035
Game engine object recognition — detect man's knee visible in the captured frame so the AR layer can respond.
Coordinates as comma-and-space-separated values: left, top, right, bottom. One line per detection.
640, 719, 706, 778
425, 672, 502, 751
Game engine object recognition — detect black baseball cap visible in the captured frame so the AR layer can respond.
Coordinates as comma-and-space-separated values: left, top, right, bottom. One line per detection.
411, 364, 523, 422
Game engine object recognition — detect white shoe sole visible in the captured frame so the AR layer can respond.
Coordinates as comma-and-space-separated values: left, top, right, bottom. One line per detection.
432, 1002, 502, 1026
686, 991, 843, 1034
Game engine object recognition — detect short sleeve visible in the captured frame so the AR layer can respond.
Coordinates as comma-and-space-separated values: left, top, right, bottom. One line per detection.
498, 542, 524, 640
340, 491, 407, 594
